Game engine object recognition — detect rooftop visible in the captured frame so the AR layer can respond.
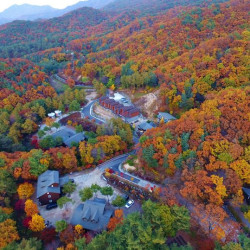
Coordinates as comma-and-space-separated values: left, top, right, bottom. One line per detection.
37, 170, 60, 198
243, 187, 250, 196
51, 127, 85, 147
158, 112, 176, 121
71, 198, 113, 231
137, 122, 154, 131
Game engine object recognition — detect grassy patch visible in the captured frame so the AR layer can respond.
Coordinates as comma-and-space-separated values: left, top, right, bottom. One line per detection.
50, 77, 69, 94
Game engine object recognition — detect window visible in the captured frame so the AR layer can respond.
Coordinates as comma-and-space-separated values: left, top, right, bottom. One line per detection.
49, 200, 52, 203
48, 195, 51, 198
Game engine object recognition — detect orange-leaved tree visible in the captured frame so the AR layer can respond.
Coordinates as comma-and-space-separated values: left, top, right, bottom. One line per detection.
107, 209, 124, 232
24, 199, 39, 217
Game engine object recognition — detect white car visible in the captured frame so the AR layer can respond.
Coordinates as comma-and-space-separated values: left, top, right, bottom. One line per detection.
125, 200, 134, 208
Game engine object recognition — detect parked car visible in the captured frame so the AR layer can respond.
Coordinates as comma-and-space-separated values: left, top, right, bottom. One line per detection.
46, 203, 58, 210
125, 200, 134, 208
102, 175, 107, 181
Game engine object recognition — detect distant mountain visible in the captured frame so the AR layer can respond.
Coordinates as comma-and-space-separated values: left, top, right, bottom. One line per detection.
0, 0, 114, 25
104, 0, 228, 15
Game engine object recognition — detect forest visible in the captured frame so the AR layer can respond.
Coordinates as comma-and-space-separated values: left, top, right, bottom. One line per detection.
0, 0, 249, 249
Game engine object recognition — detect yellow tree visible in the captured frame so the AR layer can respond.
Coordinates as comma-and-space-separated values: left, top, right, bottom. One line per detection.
74, 224, 84, 238
29, 214, 45, 232
230, 160, 250, 184
0, 219, 20, 248
25, 199, 39, 217
17, 182, 35, 200
211, 175, 227, 199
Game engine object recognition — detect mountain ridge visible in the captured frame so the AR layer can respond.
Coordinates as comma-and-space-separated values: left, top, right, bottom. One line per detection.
0, 0, 114, 25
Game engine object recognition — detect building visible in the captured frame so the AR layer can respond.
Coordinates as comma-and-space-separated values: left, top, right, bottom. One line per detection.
48, 112, 56, 119
243, 188, 250, 205
37, 170, 69, 205
99, 97, 140, 119
137, 121, 155, 134
51, 127, 85, 147
71, 198, 114, 232
157, 112, 176, 123
55, 110, 62, 117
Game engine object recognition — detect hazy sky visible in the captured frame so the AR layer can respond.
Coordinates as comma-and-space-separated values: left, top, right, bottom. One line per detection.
0, 0, 85, 12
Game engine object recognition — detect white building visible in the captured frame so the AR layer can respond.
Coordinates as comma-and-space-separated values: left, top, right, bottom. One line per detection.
55, 110, 62, 117
48, 112, 56, 119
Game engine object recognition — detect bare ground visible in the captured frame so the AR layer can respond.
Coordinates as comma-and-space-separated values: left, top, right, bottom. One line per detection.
93, 104, 116, 121
121, 89, 160, 119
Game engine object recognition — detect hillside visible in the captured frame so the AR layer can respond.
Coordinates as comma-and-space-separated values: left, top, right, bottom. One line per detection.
0, 0, 249, 249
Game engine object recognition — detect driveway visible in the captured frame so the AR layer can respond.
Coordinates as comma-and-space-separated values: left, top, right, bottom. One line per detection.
81, 100, 104, 124
38, 153, 133, 225
122, 200, 142, 217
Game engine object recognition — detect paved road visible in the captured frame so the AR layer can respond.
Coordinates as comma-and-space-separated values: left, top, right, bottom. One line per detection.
98, 152, 134, 172
81, 100, 104, 124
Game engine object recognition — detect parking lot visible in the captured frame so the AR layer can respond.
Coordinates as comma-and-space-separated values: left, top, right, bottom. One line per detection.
38, 167, 141, 226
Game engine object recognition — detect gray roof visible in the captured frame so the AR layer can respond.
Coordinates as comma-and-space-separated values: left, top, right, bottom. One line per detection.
51, 127, 85, 147
158, 112, 176, 122
59, 176, 70, 186
243, 187, 250, 197
71, 198, 113, 231
138, 122, 154, 131
37, 170, 60, 198
125, 115, 140, 124
64, 133, 85, 147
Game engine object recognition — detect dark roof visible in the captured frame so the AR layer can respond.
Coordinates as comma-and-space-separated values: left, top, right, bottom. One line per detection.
166, 235, 187, 247
71, 198, 113, 231
125, 115, 140, 123
37, 170, 60, 198
64, 133, 85, 147
138, 122, 154, 131
114, 104, 124, 109
128, 108, 139, 113
51, 127, 85, 146
110, 102, 120, 107
123, 106, 134, 112
243, 187, 250, 196
158, 112, 176, 122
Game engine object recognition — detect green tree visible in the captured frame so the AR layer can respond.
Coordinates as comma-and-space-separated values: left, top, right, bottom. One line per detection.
112, 196, 126, 207
52, 122, 60, 129
100, 186, 113, 203
171, 205, 190, 233
0, 158, 5, 168
69, 100, 80, 112
142, 145, 158, 168
181, 132, 190, 152
74, 237, 87, 250
62, 182, 77, 195
16, 237, 42, 250
39, 136, 55, 149
55, 220, 67, 232
28, 150, 48, 176
91, 184, 101, 197
79, 187, 93, 202
75, 125, 83, 133
0, 170, 17, 196
37, 130, 45, 139
57, 197, 72, 209
0, 208, 11, 223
